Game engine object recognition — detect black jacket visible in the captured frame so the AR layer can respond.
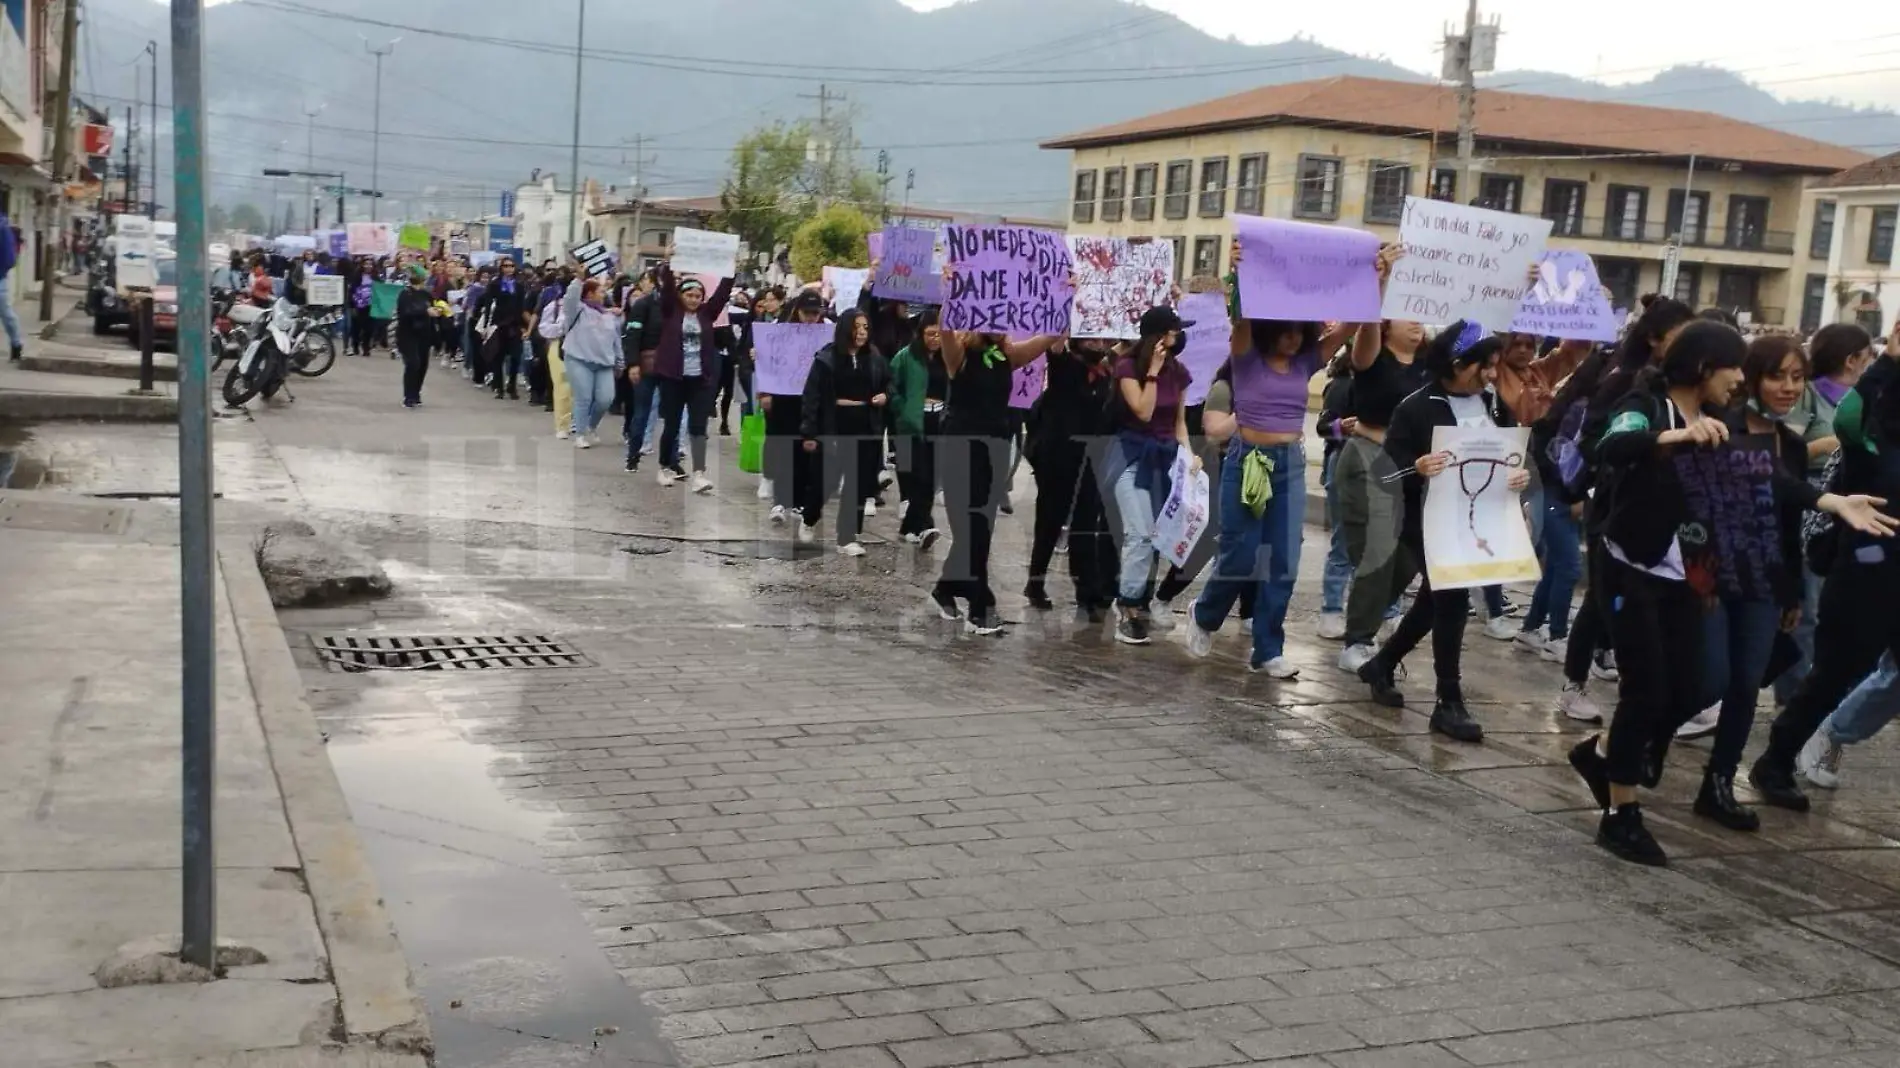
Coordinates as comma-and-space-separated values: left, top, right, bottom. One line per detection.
800, 343, 890, 439
857, 284, 915, 360
476, 277, 529, 334
395, 286, 434, 341
1383, 383, 1517, 543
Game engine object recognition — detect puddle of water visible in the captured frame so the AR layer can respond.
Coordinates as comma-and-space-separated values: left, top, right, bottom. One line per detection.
325, 716, 677, 1068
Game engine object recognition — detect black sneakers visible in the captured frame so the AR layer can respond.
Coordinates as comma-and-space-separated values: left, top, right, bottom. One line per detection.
1597, 803, 1667, 867
1023, 581, 1054, 611
1568, 737, 1612, 811
1694, 771, 1760, 832
1748, 755, 1811, 813
1116, 611, 1151, 646
1356, 659, 1405, 708
966, 608, 1005, 637
1430, 696, 1484, 744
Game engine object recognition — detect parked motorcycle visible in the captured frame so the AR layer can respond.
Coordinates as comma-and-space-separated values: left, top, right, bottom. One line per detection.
221, 299, 306, 408
289, 308, 340, 378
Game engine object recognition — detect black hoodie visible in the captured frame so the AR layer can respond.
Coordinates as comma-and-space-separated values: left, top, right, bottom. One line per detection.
800, 342, 891, 439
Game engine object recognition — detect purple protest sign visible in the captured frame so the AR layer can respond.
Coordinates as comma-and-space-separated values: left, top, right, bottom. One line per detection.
1233, 216, 1381, 322
942, 225, 1073, 339
327, 230, 348, 258
1512, 250, 1620, 342
875, 226, 942, 304
750, 322, 831, 396
1010, 355, 1046, 410
867, 232, 884, 263
1176, 292, 1233, 406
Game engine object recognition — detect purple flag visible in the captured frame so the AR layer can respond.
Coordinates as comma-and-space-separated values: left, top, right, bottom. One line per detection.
751, 322, 831, 396
1176, 292, 1232, 406
942, 225, 1073, 339
875, 226, 942, 304
1512, 250, 1620, 342
1010, 355, 1046, 410
1233, 216, 1381, 322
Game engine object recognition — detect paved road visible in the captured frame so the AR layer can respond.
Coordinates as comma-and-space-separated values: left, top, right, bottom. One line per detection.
21, 354, 1900, 1066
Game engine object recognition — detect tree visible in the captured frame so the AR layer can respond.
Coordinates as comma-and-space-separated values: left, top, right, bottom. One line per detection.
789, 205, 875, 280
712, 121, 815, 261
227, 202, 267, 233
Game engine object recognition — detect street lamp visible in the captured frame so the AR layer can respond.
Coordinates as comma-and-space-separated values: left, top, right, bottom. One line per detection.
362, 37, 399, 222
302, 102, 326, 232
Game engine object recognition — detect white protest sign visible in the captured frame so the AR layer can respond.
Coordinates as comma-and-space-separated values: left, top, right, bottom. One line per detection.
570, 238, 614, 278
824, 266, 869, 314
114, 216, 156, 290
1068, 236, 1174, 339
347, 222, 395, 258
1382, 197, 1551, 331
1421, 425, 1541, 590
305, 275, 345, 306
1156, 445, 1212, 569
669, 227, 740, 279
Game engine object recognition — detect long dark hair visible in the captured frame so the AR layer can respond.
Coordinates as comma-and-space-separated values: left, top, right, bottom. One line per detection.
1635, 319, 1745, 396
1248, 318, 1320, 358
1810, 323, 1873, 380
834, 309, 870, 355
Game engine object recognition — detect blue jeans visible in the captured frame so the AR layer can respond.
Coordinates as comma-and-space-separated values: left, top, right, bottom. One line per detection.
1774, 567, 1824, 707
0, 276, 22, 350
624, 376, 659, 461
1193, 440, 1306, 666
1320, 448, 1352, 614
565, 360, 616, 437
1108, 439, 1173, 608
1523, 497, 1583, 639
1822, 650, 1900, 745
1700, 597, 1783, 777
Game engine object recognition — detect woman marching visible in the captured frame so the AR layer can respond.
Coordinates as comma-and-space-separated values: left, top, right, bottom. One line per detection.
888, 309, 947, 550
650, 265, 734, 493
474, 257, 528, 395
930, 318, 1063, 636
1103, 306, 1200, 646
757, 289, 830, 520
1348, 321, 1525, 743
557, 268, 626, 449
1023, 334, 1119, 620
798, 309, 891, 555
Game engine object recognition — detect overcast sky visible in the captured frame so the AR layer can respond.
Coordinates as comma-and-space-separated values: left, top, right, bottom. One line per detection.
902, 0, 1900, 117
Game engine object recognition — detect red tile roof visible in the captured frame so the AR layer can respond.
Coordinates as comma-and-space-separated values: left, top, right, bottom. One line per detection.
1041, 76, 1869, 174
1814, 150, 1900, 189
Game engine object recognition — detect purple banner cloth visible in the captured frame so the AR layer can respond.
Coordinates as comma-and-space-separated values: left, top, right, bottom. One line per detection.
1176, 292, 1232, 406
1010, 355, 1046, 410
1512, 250, 1621, 342
751, 322, 832, 396
1232, 216, 1381, 322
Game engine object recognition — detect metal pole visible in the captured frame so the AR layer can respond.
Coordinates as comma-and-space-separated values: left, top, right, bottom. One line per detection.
137, 296, 155, 391
365, 40, 396, 222
1681, 152, 1698, 243
39, 0, 80, 324
1454, 0, 1479, 204
566, 0, 585, 245
148, 40, 158, 214
170, 0, 218, 973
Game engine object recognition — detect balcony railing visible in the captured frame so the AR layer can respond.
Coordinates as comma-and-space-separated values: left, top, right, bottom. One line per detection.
1540, 215, 1794, 254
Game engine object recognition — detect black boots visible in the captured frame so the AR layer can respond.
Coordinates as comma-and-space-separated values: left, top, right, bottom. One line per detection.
1695, 770, 1760, 832
1598, 803, 1667, 866
1430, 695, 1484, 744
1023, 581, 1054, 611
1357, 659, 1405, 708
1748, 754, 1811, 812
1568, 737, 1612, 811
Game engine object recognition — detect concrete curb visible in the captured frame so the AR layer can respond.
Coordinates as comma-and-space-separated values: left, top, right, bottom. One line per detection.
218, 537, 434, 1059
21, 352, 178, 382
0, 389, 180, 421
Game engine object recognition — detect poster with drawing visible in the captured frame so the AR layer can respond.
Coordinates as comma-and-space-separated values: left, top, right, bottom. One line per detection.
1155, 445, 1212, 569
1421, 426, 1540, 590
1068, 236, 1174, 339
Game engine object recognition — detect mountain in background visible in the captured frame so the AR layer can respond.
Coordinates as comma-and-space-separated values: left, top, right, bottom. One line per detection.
81, 0, 1899, 224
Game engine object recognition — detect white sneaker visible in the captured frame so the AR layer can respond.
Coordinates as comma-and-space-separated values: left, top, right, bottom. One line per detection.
1591, 651, 1620, 682
878, 468, 897, 490
770, 505, 787, 526
1798, 729, 1844, 790
1514, 628, 1546, 655
1339, 643, 1377, 673
1254, 657, 1300, 680
1482, 615, 1516, 641
691, 473, 714, 495
839, 541, 866, 557
863, 499, 877, 518
1151, 599, 1177, 632
556, 428, 571, 441
1557, 683, 1602, 724
918, 528, 942, 551
657, 467, 677, 487
575, 434, 593, 450
758, 478, 774, 501
797, 522, 816, 544
1675, 702, 1720, 741
1317, 612, 1347, 641
1183, 616, 1214, 659
1537, 636, 1565, 663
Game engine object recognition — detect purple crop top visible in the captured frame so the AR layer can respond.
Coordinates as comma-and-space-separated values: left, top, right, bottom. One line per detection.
1230, 349, 1319, 434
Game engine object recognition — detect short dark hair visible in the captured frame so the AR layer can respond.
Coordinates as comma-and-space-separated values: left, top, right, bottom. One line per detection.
1698, 307, 1739, 328
1744, 334, 1808, 403
1420, 321, 1503, 380
1647, 319, 1746, 391
1810, 323, 1873, 380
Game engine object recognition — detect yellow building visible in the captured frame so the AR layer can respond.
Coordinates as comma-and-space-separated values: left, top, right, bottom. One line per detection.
1789, 151, 1899, 336
1041, 76, 1869, 326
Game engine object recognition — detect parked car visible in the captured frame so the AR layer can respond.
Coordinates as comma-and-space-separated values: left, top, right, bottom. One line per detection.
126, 255, 180, 349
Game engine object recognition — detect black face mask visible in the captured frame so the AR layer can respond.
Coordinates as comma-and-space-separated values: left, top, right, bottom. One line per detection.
1168, 334, 1187, 358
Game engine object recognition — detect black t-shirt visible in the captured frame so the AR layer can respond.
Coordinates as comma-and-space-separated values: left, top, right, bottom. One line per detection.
946, 345, 1013, 438
832, 348, 874, 403
926, 353, 949, 401
1038, 348, 1114, 443
1348, 348, 1431, 429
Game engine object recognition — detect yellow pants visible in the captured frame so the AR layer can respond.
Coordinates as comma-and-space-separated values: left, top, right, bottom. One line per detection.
548, 340, 574, 435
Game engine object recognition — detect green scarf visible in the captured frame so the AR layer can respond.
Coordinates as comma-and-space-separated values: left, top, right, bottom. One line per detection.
1241, 449, 1275, 518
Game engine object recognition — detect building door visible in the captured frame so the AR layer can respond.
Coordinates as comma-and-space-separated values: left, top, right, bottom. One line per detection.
1715, 269, 1760, 319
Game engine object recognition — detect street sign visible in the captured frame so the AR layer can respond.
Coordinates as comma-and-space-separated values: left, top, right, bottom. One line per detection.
115, 215, 157, 289
1660, 243, 1682, 299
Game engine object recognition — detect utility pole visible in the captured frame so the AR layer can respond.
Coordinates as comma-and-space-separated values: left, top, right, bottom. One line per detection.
901, 168, 914, 225
1662, 151, 1697, 299
566, 0, 586, 246
302, 103, 325, 233
798, 83, 836, 208
39, 0, 79, 323
623, 133, 655, 267
1446, 0, 1497, 206
169, 0, 218, 975
364, 38, 398, 222
876, 150, 892, 225
146, 40, 158, 214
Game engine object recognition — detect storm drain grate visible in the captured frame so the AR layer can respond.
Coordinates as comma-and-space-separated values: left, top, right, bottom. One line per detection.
311, 634, 591, 672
